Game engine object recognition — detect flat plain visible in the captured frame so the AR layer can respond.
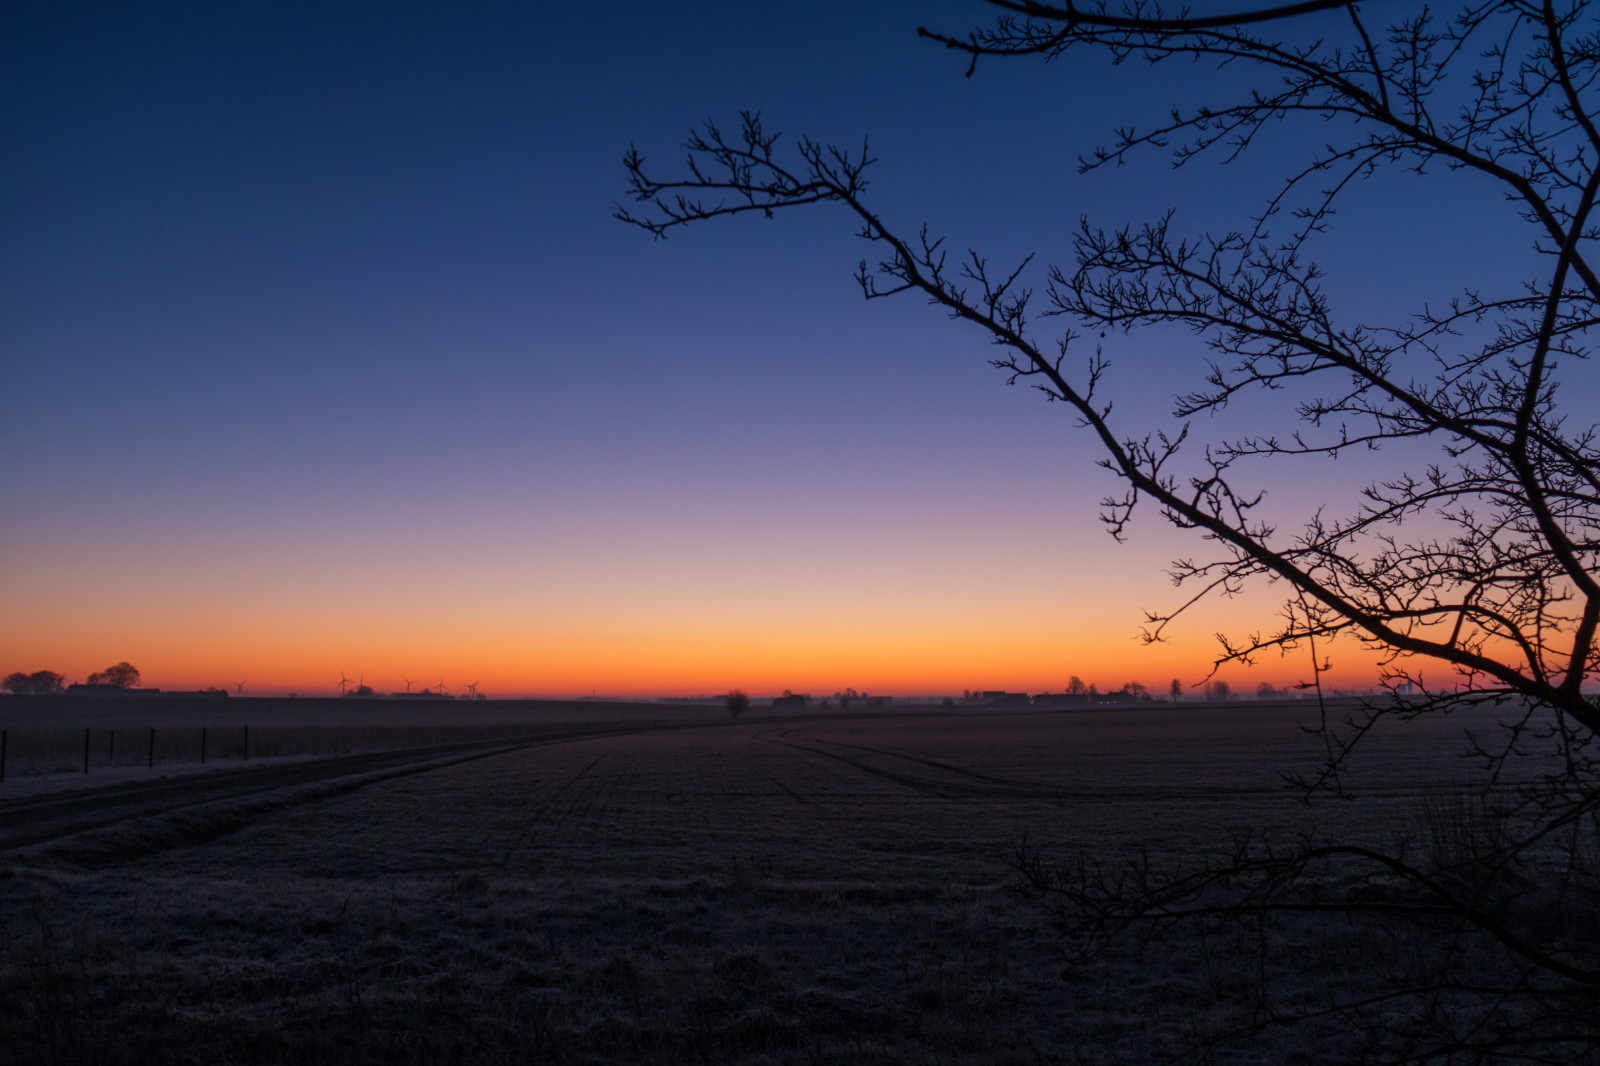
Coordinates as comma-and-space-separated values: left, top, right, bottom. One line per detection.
0, 698, 1533, 1064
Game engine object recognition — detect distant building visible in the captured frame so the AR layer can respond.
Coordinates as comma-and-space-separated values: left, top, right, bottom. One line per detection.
771, 694, 807, 709
65, 684, 164, 697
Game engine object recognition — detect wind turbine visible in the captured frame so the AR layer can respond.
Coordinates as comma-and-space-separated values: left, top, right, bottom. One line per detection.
338, 670, 352, 696
437, 676, 448, 697
234, 681, 246, 696
466, 680, 479, 697
403, 676, 415, 693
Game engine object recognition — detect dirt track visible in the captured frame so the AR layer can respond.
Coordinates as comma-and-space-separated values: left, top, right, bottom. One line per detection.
0, 723, 666, 856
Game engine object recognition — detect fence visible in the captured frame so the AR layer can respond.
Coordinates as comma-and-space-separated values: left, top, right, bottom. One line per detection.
0, 723, 543, 781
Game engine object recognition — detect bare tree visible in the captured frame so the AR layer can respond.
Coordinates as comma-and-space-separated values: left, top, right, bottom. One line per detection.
86, 662, 140, 689
1, 670, 65, 695
620, 0, 1600, 1057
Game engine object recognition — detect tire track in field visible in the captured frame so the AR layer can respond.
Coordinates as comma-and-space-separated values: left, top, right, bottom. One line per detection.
498, 751, 608, 871
788, 734, 1059, 791
555, 760, 608, 836
762, 772, 809, 805
758, 731, 1026, 799
4, 741, 531, 867
756, 729, 1292, 802
2, 725, 665, 868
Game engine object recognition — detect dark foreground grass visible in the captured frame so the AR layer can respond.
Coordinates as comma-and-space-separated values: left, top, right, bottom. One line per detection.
3, 866, 1389, 1065
0, 705, 1582, 1064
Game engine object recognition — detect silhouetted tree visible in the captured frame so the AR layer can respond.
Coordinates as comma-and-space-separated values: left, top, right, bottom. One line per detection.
2, 670, 65, 695
1203, 679, 1231, 701
1120, 680, 1149, 701
620, 0, 1600, 1057
1065, 675, 1087, 696
726, 689, 749, 719
86, 662, 140, 688
1168, 678, 1182, 703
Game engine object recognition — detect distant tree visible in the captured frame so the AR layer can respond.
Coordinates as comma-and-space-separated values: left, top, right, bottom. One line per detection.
726, 690, 749, 719
942, 696, 955, 708
1065, 676, 1087, 696
3, 670, 65, 695
1120, 681, 1149, 702
1203, 679, 1231, 702
1256, 681, 1282, 700
1168, 679, 1182, 704
86, 662, 140, 688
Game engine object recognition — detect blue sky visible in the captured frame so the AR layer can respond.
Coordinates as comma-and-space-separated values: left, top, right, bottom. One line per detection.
0, 1, 1543, 694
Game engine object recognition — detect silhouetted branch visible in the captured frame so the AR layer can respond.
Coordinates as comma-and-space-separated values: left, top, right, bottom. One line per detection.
621, 3, 1600, 1056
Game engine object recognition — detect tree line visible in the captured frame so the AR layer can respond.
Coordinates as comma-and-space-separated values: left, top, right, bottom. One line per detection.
2, 661, 140, 695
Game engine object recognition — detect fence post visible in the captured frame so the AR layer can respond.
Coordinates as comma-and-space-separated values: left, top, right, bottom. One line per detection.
84, 727, 90, 773
201, 727, 206, 765
149, 727, 155, 769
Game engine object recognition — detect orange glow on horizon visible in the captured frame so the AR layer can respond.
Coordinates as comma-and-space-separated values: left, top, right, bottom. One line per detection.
3, 598, 1391, 699
1, 490, 1395, 701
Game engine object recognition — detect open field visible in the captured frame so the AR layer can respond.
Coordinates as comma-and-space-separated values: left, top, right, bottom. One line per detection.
0, 697, 737, 798
0, 699, 1579, 1064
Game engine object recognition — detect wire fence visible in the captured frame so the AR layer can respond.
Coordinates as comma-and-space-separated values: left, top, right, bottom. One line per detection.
0, 723, 542, 781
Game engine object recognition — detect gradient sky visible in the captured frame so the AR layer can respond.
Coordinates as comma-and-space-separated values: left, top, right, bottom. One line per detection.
1, 1, 1535, 697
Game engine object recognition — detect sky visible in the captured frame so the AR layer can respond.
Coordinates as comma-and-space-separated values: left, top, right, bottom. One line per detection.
0, 1, 1537, 697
